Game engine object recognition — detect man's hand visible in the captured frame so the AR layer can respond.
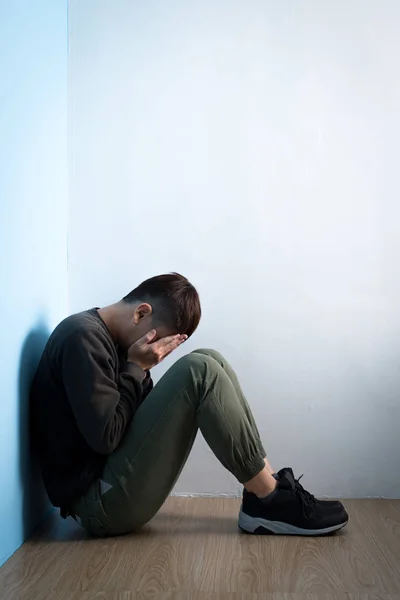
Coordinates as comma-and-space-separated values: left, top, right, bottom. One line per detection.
127, 330, 187, 371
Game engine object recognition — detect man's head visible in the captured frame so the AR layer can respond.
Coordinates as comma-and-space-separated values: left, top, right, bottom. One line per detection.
115, 273, 201, 348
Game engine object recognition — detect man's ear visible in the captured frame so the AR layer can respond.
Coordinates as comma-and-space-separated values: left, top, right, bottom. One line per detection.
133, 303, 153, 325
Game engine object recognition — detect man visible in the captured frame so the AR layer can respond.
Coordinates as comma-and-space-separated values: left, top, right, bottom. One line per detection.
31, 273, 348, 537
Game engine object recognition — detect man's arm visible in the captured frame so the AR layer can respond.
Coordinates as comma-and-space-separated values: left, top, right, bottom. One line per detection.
62, 328, 145, 455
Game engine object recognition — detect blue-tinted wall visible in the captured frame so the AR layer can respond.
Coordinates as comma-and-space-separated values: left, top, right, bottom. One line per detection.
0, 0, 68, 566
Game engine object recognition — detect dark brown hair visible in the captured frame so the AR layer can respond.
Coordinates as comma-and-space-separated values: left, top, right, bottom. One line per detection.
122, 273, 201, 337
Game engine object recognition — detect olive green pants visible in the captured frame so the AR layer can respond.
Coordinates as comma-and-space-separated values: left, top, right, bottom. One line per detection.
73, 349, 266, 536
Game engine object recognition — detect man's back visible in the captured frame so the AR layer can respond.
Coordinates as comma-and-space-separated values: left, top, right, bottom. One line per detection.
31, 309, 120, 515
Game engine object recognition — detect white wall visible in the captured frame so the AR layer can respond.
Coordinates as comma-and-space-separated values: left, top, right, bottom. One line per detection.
69, 0, 400, 498
0, 1, 68, 565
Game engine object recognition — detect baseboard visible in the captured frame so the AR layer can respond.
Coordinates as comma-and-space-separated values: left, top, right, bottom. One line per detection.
170, 493, 390, 499
170, 492, 241, 498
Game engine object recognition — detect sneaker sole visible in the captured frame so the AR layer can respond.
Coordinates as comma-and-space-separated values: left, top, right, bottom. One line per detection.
238, 509, 348, 536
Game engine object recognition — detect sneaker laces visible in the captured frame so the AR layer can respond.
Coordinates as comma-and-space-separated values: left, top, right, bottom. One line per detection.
294, 474, 317, 519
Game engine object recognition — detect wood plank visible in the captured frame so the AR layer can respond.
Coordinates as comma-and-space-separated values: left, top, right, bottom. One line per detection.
0, 499, 399, 600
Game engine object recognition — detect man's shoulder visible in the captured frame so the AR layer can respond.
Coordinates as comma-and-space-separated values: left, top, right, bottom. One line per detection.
50, 310, 111, 348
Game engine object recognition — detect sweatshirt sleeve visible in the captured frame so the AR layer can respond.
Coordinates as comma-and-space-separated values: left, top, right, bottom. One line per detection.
61, 327, 145, 455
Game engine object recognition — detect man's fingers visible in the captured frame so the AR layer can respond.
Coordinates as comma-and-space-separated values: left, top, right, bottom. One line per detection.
128, 331, 186, 370
153, 334, 187, 358
162, 347, 176, 360
159, 339, 185, 361
156, 334, 187, 348
137, 329, 157, 346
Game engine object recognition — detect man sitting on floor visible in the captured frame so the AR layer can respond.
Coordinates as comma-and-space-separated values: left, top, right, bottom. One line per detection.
31, 273, 348, 536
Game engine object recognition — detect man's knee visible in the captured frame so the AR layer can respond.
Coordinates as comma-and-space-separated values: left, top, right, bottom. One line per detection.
174, 350, 222, 381
191, 348, 225, 365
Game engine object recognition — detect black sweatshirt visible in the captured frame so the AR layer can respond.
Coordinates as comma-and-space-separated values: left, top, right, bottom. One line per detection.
30, 309, 153, 516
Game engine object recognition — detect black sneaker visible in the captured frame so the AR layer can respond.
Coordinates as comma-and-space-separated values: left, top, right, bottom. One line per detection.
239, 467, 348, 536
287, 468, 345, 510
243, 473, 343, 509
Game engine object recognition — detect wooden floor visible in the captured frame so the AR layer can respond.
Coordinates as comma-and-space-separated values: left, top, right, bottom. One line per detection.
0, 498, 399, 600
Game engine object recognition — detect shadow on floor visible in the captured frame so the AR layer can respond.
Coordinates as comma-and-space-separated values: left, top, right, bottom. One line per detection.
26, 507, 350, 544
18, 319, 53, 541
28, 511, 242, 543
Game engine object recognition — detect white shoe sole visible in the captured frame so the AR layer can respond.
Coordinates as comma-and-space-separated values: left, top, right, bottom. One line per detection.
238, 509, 348, 536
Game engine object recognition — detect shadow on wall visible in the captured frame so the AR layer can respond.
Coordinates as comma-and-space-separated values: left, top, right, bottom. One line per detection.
18, 318, 52, 541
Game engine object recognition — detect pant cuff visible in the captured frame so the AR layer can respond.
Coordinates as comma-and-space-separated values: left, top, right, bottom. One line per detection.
235, 453, 265, 484
258, 442, 267, 458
